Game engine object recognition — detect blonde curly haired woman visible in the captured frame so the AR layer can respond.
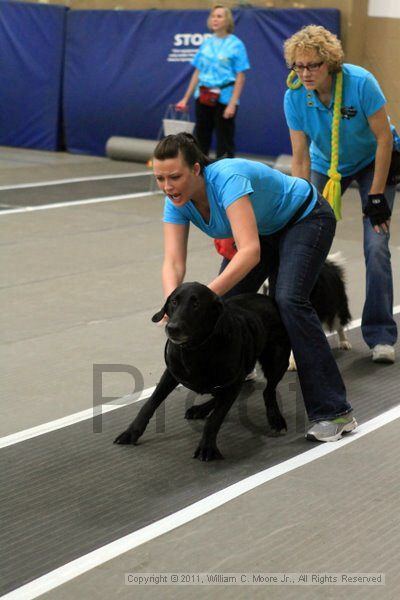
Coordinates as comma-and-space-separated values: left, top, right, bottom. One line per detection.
284, 25, 397, 367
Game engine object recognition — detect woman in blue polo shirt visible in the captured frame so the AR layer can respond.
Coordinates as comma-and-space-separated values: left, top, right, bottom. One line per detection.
152, 132, 357, 442
176, 4, 250, 158
283, 25, 397, 364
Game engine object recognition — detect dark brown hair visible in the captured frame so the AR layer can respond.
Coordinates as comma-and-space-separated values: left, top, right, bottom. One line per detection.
153, 133, 211, 174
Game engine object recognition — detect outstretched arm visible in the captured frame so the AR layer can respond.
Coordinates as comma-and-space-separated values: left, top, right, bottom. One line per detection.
207, 195, 260, 296
176, 69, 200, 110
223, 71, 246, 119
367, 106, 393, 233
162, 222, 189, 297
368, 106, 393, 194
288, 128, 311, 180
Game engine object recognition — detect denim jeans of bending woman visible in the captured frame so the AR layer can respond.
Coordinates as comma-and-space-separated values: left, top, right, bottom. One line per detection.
311, 162, 397, 349
219, 195, 352, 422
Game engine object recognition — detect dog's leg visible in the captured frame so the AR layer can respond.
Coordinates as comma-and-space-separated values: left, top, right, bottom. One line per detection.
114, 369, 178, 445
336, 321, 352, 350
193, 383, 242, 461
185, 398, 216, 420
259, 344, 289, 434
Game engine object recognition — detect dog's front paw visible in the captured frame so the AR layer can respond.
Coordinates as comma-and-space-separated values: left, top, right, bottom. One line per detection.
193, 441, 224, 461
113, 429, 141, 445
339, 340, 352, 350
267, 412, 287, 434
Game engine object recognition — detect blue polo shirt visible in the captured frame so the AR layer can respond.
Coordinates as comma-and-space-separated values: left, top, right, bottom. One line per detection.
192, 34, 250, 105
163, 158, 317, 237
284, 64, 386, 176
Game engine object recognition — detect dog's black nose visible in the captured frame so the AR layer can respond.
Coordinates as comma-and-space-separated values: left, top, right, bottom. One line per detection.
166, 322, 189, 344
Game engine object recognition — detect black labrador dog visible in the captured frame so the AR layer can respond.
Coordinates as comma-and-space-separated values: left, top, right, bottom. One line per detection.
114, 282, 291, 461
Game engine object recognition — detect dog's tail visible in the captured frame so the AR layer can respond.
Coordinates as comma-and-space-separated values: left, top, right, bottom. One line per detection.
326, 251, 346, 269
325, 251, 349, 287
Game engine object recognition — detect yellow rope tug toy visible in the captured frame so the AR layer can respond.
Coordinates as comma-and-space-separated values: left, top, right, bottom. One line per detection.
286, 69, 343, 220
322, 71, 343, 220
286, 69, 302, 90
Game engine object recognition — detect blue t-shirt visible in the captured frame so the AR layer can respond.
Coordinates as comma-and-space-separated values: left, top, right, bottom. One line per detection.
163, 158, 317, 237
284, 64, 386, 176
192, 34, 250, 105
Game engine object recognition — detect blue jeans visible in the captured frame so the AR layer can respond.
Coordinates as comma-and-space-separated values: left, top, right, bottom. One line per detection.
220, 195, 352, 421
311, 163, 397, 348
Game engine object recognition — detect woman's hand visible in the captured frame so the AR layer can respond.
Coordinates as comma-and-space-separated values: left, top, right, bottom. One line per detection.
175, 100, 188, 112
365, 193, 391, 234
223, 103, 236, 119
155, 314, 169, 327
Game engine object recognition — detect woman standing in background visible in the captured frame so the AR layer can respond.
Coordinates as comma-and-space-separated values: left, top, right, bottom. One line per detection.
176, 4, 250, 159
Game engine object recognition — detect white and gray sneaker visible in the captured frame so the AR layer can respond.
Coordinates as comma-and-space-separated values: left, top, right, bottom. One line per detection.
372, 344, 395, 364
306, 412, 358, 442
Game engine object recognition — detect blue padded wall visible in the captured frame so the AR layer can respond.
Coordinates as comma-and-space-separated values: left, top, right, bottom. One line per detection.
63, 10, 208, 156
0, 1, 67, 150
238, 8, 340, 156
63, 7, 339, 157
0, 4, 339, 156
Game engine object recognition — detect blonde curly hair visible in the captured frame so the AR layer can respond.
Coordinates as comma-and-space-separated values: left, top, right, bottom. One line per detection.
284, 25, 344, 73
207, 5, 235, 34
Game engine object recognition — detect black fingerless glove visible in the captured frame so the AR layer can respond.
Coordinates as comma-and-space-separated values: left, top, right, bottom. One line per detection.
364, 194, 391, 226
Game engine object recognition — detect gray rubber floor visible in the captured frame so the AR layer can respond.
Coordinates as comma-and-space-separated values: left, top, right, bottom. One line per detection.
1, 146, 399, 599
0, 175, 151, 210
1, 320, 399, 596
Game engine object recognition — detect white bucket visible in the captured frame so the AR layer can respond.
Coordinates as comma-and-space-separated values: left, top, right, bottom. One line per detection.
163, 118, 195, 136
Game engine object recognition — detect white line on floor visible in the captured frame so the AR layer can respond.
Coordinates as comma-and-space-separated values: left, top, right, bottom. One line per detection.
0, 190, 159, 216
0, 305, 399, 449
2, 404, 400, 600
0, 388, 155, 449
0, 171, 150, 191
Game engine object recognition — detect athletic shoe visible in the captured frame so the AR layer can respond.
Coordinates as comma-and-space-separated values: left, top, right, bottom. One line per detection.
306, 412, 358, 442
372, 344, 395, 364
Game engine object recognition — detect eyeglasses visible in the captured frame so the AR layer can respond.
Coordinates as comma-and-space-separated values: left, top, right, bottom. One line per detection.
291, 62, 324, 73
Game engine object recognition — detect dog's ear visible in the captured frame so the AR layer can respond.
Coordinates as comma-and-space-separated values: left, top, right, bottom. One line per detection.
213, 295, 224, 316
212, 296, 233, 338
152, 298, 168, 323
